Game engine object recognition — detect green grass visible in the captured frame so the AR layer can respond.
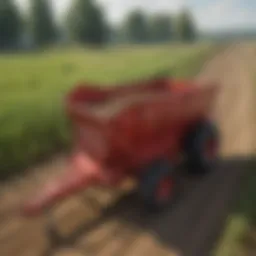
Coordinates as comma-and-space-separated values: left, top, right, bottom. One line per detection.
0, 43, 219, 179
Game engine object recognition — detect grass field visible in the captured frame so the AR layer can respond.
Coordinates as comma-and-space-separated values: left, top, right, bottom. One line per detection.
0, 43, 218, 179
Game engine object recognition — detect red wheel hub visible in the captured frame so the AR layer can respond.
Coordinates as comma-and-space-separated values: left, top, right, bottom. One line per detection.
205, 138, 218, 159
156, 178, 174, 202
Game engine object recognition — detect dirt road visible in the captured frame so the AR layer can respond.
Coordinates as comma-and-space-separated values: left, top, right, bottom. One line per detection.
0, 43, 255, 256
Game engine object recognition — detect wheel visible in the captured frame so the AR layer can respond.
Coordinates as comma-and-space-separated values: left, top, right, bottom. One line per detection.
183, 120, 220, 175
138, 160, 180, 211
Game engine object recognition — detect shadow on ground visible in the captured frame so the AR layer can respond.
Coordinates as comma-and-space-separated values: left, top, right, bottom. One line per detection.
40, 156, 256, 256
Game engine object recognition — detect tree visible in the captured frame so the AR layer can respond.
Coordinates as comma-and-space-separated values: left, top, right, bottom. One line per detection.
30, 0, 57, 46
0, 0, 22, 49
67, 0, 108, 46
176, 9, 197, 42
123, 10, 150, 43
149, 14, 173, 43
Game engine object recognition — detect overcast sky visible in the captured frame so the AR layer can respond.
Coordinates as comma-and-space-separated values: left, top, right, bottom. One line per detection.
15, 0, 256, 32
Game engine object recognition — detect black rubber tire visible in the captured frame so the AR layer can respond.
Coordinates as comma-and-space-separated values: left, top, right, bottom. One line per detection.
183, 120, 220, 175
138, 160, 179, 211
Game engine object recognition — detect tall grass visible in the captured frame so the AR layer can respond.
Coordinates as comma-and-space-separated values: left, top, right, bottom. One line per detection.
0, 43, 217, 179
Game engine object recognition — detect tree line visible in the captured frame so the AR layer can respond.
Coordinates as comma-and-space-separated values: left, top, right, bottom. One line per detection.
0, 0, 197, 49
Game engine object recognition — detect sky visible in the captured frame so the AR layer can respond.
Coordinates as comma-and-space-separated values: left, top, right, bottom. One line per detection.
15, 0, 256, 32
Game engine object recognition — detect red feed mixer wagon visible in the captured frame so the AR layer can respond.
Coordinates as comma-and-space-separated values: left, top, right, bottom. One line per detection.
21, 77, 220, 217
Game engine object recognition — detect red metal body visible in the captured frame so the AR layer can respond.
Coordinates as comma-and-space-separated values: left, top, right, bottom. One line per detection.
22, 77, 219, 217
